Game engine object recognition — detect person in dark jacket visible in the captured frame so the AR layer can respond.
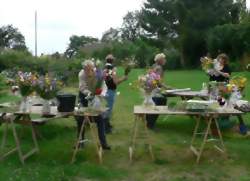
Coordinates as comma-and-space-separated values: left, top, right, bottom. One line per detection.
102, 54, 129, 133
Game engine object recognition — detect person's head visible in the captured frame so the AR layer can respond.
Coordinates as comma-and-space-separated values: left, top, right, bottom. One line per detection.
82, 60, 95, 76
154, 53, 166, 66
105, 54, 115, 64
217, 53, 229, 66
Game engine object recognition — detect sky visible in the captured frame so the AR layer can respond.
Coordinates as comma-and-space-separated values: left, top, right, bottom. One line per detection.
0, 0, 145, 55
0, 0, 249, 55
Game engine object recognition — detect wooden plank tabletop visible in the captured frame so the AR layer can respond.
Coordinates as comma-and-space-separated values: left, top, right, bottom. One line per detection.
134, 105, 243, 115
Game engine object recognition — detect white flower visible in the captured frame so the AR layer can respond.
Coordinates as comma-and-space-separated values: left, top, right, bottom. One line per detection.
116, 91, 120, 96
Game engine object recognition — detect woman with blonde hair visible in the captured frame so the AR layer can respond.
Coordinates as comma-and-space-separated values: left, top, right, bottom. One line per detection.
146, 53, 167, 129
76, 59, 110, 150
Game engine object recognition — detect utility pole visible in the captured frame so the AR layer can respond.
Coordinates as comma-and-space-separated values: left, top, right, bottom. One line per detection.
35, 11, 37, 57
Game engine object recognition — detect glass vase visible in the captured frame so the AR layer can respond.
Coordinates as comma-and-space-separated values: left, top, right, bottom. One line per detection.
225, 99, 234, 109
19, 96, 29, 113
42, 99, 51, 115
90, 96, 102, 110
143, 92, 155, 107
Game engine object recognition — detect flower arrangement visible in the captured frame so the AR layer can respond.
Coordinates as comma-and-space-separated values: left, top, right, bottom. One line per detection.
200, 57, 214, 71
137, 69, 161, 106
16, 71, 38, 96
219, 84, 233, 100
36, 74, 62, 100
229, 75, 247, 92
138, 69, 161, 93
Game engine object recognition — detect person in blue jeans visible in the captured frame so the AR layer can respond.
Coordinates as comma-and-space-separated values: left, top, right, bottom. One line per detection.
76, 60, 110, 150
103, 54, 130, 133
146, 53, 168, 129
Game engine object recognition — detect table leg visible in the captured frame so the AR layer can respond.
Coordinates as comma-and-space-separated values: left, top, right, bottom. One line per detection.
89, 116, 102, 164
190, 115, 201, 146
129, 115, 139, 163
196, 117, 212, 163
1, 122, 8, 150
71, 117, 86, 164
142, 114, 155, 161
10, 118, 24, 165
213, 118, 226, 153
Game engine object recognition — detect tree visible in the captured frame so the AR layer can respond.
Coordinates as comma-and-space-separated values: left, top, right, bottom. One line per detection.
101, 27, 121, 42
64, 35, 98, 58
0, 25, 27, 51
120, 11, 144, 42
140, 0, 243, 67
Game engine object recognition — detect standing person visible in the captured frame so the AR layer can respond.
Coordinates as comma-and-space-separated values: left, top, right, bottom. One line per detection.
103, 54, 129, 133
207, 53, 231, 82
146, 53, 167, 129
76, 60, 110, 150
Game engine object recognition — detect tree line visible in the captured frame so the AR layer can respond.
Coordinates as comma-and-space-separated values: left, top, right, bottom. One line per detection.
1, 0, 250, 70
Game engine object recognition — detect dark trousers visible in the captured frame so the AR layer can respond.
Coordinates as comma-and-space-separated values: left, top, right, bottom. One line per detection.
146, 97, 167, 129
76, 92, 107, 146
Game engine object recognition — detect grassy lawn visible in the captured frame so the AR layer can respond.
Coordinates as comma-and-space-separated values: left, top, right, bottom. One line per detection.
1, 70, 250, 181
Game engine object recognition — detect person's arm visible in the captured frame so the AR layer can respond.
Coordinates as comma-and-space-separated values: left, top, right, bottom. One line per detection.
215, 66, 231, 78
112, 73, 128, 85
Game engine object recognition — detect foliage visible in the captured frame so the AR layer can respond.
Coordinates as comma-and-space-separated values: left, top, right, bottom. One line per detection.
0, 25, 27, 51
101, 27, 121, 42
0, 50, 82, 85
206, 22, 250, 63
120, 11, 144, 42
64, 35, 98, 58
140, 0, 244, 68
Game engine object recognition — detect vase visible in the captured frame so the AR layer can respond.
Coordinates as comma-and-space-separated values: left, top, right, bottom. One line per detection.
225, 99, 234, 109
42, 99, 51, 115
90, 96, 102, 110
19, 96, 30, 113
143, 92, 155, 107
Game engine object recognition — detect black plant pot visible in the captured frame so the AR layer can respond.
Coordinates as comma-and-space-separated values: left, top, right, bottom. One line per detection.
56, 94, 76, 112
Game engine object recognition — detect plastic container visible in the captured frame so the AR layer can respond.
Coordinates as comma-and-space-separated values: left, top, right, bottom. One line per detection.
56, 94, 76, 112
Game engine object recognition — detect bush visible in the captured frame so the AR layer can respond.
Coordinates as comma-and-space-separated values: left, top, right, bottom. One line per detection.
0, 50, 83, 85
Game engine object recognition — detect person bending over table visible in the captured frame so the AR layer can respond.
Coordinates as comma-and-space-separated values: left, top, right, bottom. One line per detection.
146, 53, 168, 130
76, 60, 110, 150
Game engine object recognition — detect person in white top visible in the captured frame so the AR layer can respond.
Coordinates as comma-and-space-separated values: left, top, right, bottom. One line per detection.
76, 60, 110, 150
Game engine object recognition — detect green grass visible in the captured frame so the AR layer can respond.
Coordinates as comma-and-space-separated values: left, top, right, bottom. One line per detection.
1, 70, 250, 181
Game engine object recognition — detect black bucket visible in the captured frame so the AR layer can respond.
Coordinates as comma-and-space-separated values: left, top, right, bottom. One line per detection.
56, 94, 76, 112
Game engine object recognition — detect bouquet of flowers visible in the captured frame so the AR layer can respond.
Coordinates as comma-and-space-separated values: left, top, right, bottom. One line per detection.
219, 84, 233, 100
16, 71, 37, 96
229, 75, 247, 92
36, 74, 62, 100
200, 57, 214, 71
138, 69, 161, 106
138, 69, 161, 93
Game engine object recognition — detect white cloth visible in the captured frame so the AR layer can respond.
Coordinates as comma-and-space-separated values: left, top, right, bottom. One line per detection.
78, 69, 96, 95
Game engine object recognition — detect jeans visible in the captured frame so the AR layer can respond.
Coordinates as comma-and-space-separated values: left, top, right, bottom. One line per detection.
103, 89, 116, 131
103, 89, 116, 119
146, 97, 167, 129
75, 91, 108, 146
